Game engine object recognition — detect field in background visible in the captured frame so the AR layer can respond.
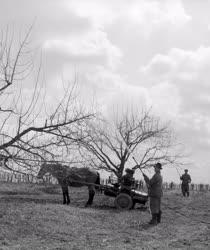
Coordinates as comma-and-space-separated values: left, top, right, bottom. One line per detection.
0, 182, 209, 250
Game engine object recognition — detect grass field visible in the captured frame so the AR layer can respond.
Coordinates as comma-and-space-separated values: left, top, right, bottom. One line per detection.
0, 182, 209, 250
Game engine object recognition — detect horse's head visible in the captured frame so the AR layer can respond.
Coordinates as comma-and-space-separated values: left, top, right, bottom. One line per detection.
37, 162, 49, 179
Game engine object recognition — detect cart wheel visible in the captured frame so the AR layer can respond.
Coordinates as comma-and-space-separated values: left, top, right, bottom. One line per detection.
114, 193, 133, 210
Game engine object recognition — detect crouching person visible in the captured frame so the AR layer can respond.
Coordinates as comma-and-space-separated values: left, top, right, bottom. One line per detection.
143, 163, 163, 225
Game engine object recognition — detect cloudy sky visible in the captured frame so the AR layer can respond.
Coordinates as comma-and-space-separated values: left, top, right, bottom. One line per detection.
1, 0, 210, 183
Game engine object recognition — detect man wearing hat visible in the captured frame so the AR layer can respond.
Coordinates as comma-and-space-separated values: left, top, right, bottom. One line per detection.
120, 168, 135, 194
143, 162, 163, 225
180, 169, 191, 197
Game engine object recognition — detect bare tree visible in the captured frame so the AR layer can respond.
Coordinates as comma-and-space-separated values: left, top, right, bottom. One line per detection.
77, 109, 184, 179
0, 26, 94, 173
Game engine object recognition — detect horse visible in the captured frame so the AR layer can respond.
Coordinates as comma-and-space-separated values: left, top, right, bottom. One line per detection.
37, 162, 100, 207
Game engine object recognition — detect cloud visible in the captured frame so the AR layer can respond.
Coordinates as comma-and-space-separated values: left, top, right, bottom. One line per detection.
67, 0, 191, 32
140, 46, 210, 116
105, 84, 149, 117
124, 0, 191, 37
149, 82, 181, 120
43, 30, 122, 70
43, 64, 125, 113
0, 0, 91, 36
57, 63, 150, 119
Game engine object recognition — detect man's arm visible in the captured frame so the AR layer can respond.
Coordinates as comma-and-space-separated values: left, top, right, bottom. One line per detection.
149, 174, 159, 186
143, 173, 150, 186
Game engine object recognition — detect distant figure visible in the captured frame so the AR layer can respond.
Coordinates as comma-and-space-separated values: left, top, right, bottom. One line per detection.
199, 184, 204, 192
180, 169, 191, 197
170, 181, 174, 190
143, 163, 163, 225
120, 168, 135, 194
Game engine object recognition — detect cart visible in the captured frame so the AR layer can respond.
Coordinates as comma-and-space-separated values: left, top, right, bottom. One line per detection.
102, 183, 148, 210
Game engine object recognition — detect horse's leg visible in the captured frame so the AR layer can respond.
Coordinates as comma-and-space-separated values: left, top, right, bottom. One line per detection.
66, 186, 70, 205
85, 186, 95, 207
61, 185, 70, 205
61, 185, 67, 204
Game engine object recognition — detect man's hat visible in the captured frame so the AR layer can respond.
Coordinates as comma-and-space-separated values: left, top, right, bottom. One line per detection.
125, 168, 134, 174
154, 162, 162, 169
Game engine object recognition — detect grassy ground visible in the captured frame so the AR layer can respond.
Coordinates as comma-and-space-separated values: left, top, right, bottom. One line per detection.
0, 182, 209, 250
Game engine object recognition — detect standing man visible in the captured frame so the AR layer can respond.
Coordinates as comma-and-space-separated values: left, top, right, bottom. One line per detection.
143, 162, 163, 225
180, 169, 191, 197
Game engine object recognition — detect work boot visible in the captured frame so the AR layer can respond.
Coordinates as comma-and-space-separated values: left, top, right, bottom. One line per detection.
157, 211, 162, 223
148, 214, 157, 225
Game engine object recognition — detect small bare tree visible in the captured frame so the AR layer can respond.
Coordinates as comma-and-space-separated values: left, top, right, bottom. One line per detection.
77, 109, 183, 179
0, 26, 94, 173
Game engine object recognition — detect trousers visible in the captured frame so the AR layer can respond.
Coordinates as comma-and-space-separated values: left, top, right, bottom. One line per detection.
149, 197, 161, 214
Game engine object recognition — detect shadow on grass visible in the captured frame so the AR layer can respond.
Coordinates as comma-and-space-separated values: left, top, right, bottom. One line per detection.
135, 206, 148, 211
94, 204, 148, 212
37, 186, 61, 194
0, 196, 60, 204
94, 204, 116, 210
0, 191, 40, 195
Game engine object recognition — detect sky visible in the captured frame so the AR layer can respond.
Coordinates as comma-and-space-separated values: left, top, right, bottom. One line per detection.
0, 0, 210, 183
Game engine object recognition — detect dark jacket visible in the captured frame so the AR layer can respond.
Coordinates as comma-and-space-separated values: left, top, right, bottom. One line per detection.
143, 172, 163, 198
180, 174, 191, 186
120, 174, 135, 190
